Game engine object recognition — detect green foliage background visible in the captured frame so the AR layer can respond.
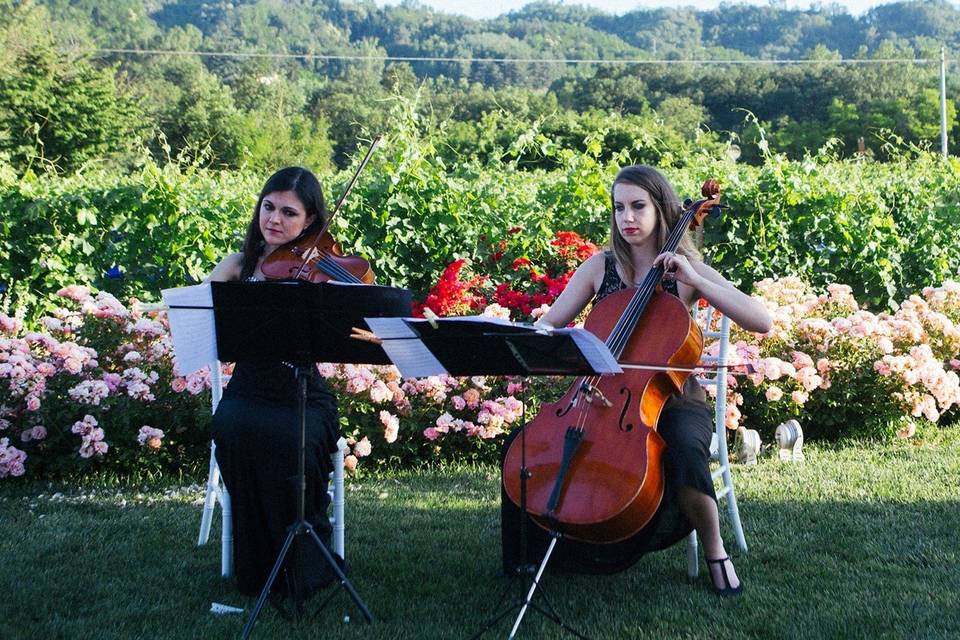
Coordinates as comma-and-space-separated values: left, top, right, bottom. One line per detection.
4, 101, 960, 320
4, 1, 960, 175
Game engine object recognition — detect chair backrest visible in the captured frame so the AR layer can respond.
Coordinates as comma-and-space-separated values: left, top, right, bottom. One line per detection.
694, 305, 731, 461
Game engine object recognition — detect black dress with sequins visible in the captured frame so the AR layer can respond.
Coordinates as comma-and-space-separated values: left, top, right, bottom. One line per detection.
501, 251, 717, 574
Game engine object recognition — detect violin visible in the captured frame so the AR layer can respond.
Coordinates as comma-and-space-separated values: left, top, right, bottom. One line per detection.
502, 180, 723, 543
260, 136, 381, 284
260, 229, 375, 284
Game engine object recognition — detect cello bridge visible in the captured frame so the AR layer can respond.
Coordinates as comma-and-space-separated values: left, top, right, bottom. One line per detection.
579, 382, 613, 408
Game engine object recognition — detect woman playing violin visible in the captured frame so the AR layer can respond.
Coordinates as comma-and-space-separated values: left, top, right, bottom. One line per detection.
502, 165, 771, 596
207, 166, 344, 599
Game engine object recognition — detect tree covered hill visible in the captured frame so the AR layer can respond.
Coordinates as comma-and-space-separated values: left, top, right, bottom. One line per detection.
48, 0, 960, 73
2, 0, 959, 174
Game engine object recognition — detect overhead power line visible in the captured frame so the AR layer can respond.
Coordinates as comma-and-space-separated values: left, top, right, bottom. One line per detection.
92, 48, 936, 65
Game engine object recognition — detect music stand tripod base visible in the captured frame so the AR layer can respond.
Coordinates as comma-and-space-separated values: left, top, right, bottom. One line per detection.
366, 319, 617, 640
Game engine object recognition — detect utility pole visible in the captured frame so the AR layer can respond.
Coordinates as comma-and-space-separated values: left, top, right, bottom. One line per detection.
941, 46, 948, 158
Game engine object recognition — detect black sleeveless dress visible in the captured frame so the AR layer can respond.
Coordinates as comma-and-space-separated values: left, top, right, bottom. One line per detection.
500, 251, 716, 574
212, 359, 341, 597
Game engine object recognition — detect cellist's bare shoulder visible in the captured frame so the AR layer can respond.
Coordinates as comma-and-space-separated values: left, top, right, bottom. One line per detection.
540, 251, 607, 328
206, 252, 243, 283
578, 251, 610, 294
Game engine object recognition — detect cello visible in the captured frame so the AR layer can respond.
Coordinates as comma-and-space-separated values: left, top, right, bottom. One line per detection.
259, 136, 381, 284
502, 179, 723, 544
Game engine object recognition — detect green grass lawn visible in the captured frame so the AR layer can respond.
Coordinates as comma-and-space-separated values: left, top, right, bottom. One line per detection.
2, 430, 959, 640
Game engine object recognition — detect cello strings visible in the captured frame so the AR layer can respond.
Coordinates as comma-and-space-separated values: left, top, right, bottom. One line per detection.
574, 204, 694, 431
605, 203, 692, 356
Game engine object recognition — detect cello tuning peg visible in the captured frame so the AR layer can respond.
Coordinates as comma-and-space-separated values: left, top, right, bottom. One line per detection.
683, 198, 693, 209
708, 205, 723, 219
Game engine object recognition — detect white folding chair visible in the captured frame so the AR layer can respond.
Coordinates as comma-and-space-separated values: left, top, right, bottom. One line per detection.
686, 307, 748, 579
197, 362, 347, 578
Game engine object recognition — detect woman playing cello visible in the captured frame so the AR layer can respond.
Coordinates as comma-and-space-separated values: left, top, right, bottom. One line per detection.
501, 165, 771, 596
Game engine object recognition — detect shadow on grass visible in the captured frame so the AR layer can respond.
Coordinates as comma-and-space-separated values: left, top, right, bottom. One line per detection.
1, 477, 957, 640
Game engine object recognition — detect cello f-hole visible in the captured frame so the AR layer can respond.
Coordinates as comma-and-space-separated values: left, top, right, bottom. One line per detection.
556, 377, 590, 418
617, 387, 634, 432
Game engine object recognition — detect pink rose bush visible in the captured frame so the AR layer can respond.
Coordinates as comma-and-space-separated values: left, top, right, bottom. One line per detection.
4, 273, 959, 479
322, 361, 525, 468
716, 277, 960, 440
0, 288, 218, 478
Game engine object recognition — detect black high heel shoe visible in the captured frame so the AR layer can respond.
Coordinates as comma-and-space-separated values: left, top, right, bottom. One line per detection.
705, 556, 743, 597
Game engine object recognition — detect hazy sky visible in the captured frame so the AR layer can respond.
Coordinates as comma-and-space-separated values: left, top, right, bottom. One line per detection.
374, 1, 893, 20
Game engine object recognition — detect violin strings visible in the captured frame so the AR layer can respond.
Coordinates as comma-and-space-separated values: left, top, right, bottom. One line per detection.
315, 257, 355, 282
313, 256, 363, 283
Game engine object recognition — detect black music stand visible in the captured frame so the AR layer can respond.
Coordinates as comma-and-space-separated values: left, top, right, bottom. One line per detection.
210, 280, 411, 639
365, 316, 620, 640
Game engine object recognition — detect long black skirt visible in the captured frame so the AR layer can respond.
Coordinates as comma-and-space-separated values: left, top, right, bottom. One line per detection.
501, 394, 716, 574
212, 395, 340, 597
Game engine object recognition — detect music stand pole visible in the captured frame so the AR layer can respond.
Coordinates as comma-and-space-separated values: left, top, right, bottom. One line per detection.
241, 365, 374, 640
468, 342, 591, 640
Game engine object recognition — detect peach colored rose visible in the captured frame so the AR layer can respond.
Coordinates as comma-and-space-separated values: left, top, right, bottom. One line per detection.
463, 388, 481, 409
353, 437, 372, 457
896, 422, 916, 439
344, 454, 358, 472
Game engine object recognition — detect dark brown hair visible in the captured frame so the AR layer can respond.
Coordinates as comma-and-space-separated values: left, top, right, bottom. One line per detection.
609, 165, 701, 285
239, 166, 327, 279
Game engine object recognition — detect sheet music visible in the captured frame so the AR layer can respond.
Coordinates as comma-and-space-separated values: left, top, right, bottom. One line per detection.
438, 317, 621, 374
558, 328, 623, 375
367, 315, 622, 377
364, 317, 447, 378
161, 283, 217, 375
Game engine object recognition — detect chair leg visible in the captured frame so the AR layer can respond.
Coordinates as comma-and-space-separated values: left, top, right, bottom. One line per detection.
725, 488, 748, 553
221, 486, 233, 578
198, 444, 219, 546
686, 530, 699, 581
331, 440, 346, 559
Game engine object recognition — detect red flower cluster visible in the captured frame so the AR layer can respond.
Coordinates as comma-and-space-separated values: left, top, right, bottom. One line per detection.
550, 231, 598, 263
414, 230, 600, 322
415, 259, 488, 317
492, 265, 574, 317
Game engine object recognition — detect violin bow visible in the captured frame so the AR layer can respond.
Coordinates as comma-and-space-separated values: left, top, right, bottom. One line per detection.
292, 135, 383, 281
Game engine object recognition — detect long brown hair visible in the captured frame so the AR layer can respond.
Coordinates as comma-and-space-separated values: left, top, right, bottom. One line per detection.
609, 165, 701, 285
239, 166, 327, 280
